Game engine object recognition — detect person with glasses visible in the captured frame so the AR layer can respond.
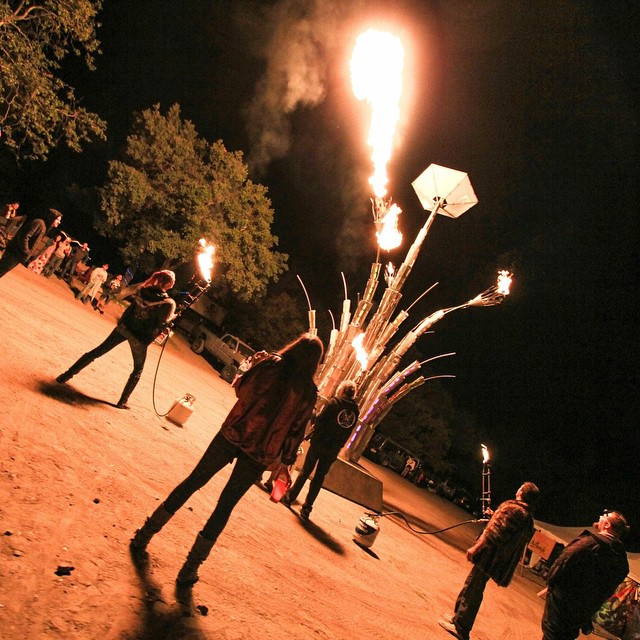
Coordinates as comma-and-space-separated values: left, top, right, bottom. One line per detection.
541, 509, 630, 640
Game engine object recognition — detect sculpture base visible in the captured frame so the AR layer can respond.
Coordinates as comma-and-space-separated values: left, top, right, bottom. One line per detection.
321, 457, 383, 512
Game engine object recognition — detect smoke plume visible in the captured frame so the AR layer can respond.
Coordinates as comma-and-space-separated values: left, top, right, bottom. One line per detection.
243, 0, 365, 175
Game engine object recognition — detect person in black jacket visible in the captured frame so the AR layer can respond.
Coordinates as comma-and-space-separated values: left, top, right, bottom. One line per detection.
0, 209, 61, 278
541, 510, 630, 640
56, 270, 176, 409
281, 380, 359, 520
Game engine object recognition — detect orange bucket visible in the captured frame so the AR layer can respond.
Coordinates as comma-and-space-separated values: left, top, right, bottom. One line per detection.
269, 468, 291, 503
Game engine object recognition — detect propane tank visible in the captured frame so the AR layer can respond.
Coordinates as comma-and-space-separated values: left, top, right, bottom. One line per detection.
353, 512, 380, 548
166, 393, 196, 426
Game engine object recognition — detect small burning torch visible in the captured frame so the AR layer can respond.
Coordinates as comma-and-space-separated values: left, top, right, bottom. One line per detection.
481, 444, 492, 517
152, 238, 215, 419
172, 238, 216, 319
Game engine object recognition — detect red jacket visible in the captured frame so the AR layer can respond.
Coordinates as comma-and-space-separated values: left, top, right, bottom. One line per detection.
220, 356, 317, 466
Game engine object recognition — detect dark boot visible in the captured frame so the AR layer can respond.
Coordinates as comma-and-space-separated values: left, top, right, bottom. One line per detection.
56, 352, 95, 383
176, 533, 216, 586
116, 372, 140, 409
130, 504, 174, 551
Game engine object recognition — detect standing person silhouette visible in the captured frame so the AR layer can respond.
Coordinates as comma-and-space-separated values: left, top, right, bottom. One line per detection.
130, 333, 323, 586
439, 482, 540, 640
281, 379, 359, 520
56, 270, 176, 409
541, 510, 630, 640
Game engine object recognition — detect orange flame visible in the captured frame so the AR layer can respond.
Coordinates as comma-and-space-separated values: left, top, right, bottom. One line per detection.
384, 261, 396, 287
497, 270, 512, 296
376, 203, 403, 251
481, 444, 490, 464
351, 332, 369, 370
350, 30, 404, 198
197, 238, 215, 283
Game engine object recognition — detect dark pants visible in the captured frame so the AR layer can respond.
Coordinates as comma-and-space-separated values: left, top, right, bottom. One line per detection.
541, 590, 581, 640
0, 251, 24, 278
60, 259, 80, 281
69, 326, 148, 377
43, 254, 64, 277
61, 326, 148, 404
287, 444, 335, 509
163, 432, 265, 541
452, 563, 490, 638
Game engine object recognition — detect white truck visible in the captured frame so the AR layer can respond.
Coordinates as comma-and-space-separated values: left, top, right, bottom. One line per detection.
189, 326, 255, 383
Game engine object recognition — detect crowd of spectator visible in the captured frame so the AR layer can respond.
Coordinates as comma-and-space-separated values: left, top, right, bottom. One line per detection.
0, 200, 126, 310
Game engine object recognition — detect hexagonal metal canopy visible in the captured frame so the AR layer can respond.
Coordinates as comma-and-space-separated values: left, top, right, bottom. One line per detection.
411, 164, 478, 218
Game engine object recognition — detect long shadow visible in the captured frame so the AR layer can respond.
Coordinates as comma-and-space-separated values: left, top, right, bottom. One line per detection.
38, 380, 116, 408
129, 548, 208, 640
352, 540, 380, 559
284, 506, 346, 555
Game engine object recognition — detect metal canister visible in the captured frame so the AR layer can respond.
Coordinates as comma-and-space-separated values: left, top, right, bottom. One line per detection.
166, 393, 196, 426
353, 513, 380, 548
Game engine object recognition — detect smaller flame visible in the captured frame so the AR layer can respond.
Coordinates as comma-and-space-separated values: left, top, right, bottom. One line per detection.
384, 262, 395, 287
497, 270, 512, 296
351, 332, 369, 370
197, 238, 215, 283
481, 443, 490, 464
376, 203, 403, 251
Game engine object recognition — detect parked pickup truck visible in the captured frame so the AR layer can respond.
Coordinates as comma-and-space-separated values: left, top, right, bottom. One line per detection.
189, 326, 255, 383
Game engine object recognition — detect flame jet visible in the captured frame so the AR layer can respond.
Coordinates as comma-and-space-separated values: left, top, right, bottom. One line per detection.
311, 32, 512, 463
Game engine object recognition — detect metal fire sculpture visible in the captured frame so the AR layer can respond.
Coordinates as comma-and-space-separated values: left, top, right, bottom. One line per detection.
304, 31, 512, 464
481, 444, 492, 516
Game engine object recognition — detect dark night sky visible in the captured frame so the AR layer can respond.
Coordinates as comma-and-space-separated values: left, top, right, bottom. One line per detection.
12, 1, 640, 539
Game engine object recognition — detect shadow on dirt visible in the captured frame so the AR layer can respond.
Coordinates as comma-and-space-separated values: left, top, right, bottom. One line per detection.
291, 512, 346, 555
353, 540, 380, 559
128, 548, 208, 640
37, 380, 117, 408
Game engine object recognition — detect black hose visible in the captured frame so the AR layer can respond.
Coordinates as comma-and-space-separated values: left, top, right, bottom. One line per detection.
151, 330, 173, 418
366, 510, 489, 535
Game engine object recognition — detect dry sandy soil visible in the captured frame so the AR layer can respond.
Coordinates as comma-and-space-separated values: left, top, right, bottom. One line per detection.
0, 266, 553, 639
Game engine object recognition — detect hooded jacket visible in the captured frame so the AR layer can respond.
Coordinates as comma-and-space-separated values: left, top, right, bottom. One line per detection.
117, 284, 176, 344
310, 395, 359, 459
7, 208, 60, 260
220, 355, 317, 467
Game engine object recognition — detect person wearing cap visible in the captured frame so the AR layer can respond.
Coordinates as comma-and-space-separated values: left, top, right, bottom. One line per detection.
0, 209, 62, 278
541, 509, 630, 640
56, 270, 177, 409
439, 482, 540, 640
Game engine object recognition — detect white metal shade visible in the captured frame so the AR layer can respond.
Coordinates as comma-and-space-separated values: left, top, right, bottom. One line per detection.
411, 163, 478, 218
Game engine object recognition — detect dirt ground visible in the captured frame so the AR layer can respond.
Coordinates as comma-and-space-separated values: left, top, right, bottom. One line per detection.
0, 266, 552, 639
